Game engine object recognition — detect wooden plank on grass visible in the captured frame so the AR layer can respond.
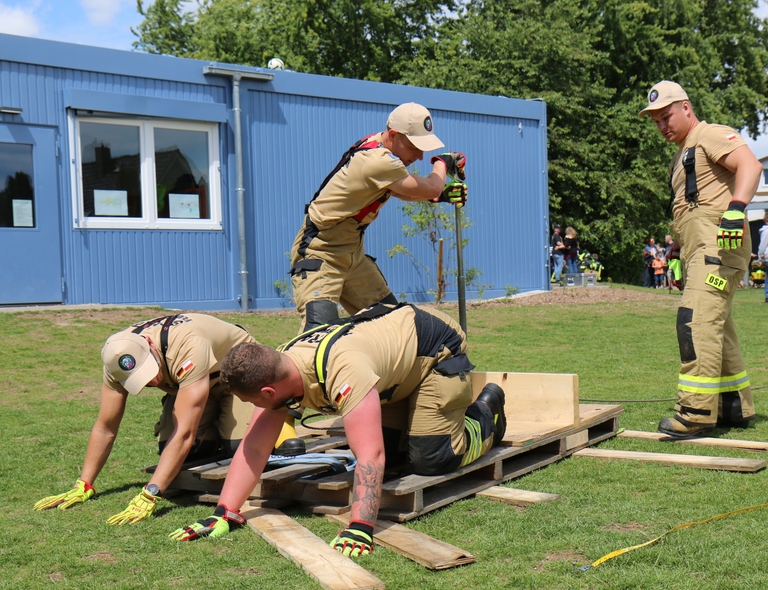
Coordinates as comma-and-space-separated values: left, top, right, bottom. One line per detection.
325, 513, 475, 570
618, 430, 768, 452
573, 448, 766, 472
471, 371, 579, 428
476, 487, 560, 506
243, 506, 384, 590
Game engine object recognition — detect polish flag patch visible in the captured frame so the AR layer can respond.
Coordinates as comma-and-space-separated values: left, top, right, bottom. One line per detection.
726, 133, 738, 141
176, 359, 194, 378
335, 383, 352, 403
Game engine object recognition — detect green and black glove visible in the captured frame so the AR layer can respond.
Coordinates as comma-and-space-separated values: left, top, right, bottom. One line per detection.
33, 479, 95, 511
330, 520, 374, 557
430, 152, 466, 181
169, 504, 246, 541
106, 485, 160, 525
717, 201, 747, 250
433, 182, 468, 208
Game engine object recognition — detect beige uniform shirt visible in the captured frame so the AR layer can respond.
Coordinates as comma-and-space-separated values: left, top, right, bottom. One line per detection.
307, 133, 409, 230
103, 313, 253, 392
285, 306, 455, 416
671, 122, 747, 220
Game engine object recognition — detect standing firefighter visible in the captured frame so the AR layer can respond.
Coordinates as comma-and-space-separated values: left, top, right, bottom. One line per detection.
33, 313, 302, 524
169, 304, 506, 555
290, 102, 468, 331
640, 81, 762, 438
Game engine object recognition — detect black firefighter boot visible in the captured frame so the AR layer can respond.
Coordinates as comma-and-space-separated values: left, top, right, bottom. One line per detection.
475, 383, 507, 445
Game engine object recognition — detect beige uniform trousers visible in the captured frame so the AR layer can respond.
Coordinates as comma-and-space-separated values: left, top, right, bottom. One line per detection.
290, 217, 392, 321
672, 207, 755, 425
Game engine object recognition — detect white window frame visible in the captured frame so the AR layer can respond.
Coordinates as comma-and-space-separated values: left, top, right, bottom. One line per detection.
69, 113, 222, 230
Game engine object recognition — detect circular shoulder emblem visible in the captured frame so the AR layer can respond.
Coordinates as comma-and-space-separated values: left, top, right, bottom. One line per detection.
118, 354, 136, 371
423, 116, 433, 132
649, 89, 659, 103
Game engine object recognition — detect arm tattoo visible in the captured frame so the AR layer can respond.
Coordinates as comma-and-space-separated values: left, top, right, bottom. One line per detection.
352, 460, 384, 524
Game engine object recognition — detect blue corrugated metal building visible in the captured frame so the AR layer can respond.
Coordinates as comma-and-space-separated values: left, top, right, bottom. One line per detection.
0, 33, 549, 310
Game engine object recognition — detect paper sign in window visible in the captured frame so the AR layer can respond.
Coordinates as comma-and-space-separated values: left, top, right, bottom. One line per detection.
169, 193, 200, 218
12, 199, 34, 227
94, 190, 128, 216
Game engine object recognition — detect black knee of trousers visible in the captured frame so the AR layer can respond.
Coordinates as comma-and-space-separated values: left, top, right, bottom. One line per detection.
382, 427, 407, 468
304, 299, 339, 331
221, 439, 242, 458
378, 293, 398, 305
159, 438, 221, 461
409, 434, 461, 476
676, 307, 696, 363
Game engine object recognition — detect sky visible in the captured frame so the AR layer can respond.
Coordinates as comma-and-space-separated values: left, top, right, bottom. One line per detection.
4, 0, 768, 156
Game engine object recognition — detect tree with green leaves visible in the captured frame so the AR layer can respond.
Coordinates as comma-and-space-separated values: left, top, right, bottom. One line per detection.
132, 0, 768, 283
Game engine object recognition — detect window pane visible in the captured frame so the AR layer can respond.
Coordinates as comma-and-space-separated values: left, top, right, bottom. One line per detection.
154, 128, 210, 219
80, 122, 142, 217
0, 143, 35, 228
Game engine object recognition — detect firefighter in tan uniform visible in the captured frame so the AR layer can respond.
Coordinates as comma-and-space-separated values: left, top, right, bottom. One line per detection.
290, 102, 468, 331
33, 313, 301, 524
640, 81, 762, 438
169, 304, 506, 557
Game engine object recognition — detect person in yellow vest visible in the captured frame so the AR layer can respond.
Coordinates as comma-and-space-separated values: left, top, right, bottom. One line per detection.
169, 304, 506, 556
290, 102, 468, 331
33, 313, 302, 524
640, 81, 762, 438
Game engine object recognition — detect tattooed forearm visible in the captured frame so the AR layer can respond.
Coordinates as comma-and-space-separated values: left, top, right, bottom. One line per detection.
351, 460, 384, 524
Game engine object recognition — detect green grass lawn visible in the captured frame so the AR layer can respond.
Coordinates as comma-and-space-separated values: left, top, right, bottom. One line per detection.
3, 286, 768, 589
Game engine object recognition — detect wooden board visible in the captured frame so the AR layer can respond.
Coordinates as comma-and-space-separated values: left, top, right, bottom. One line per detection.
573, 448, 766, 472
243, 506, 384, 590
618, 429, 768, 452
325, 514, 475, 570
471, 371, 579, 428
476, 487, 560, 506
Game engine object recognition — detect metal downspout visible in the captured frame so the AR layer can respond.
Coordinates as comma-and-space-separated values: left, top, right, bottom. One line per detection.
232, 74, 249, 310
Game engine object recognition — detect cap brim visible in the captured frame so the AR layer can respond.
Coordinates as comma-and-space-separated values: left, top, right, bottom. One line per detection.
406, 133, 445, 152
638, 98, 676, 118
121, 355, 160, 395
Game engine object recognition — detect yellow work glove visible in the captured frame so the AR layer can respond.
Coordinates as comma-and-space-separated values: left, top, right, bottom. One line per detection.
106, 486, 160, 525
33, 479, 95, 511
717, 201, 747, 250
169, 504, 245, 541
330, 520, 374, 557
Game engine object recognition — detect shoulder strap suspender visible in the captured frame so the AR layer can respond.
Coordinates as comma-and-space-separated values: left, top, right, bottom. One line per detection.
131, 314, 179, 377
279, 303, 408, 399
304, 134, 384, 214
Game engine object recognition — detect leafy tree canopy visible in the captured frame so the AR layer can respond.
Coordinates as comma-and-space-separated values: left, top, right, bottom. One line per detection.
133, 0, 768, 282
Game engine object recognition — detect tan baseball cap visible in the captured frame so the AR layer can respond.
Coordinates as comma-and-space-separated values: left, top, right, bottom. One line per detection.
386, 103, 444, 152
638, 81, 689, 117
101, 332, 160, 395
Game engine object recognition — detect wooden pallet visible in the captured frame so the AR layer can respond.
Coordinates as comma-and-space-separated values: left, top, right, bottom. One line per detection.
171, 403, 622, 522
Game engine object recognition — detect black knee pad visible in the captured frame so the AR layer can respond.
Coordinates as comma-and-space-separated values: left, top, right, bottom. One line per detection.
221, 439, 242, 458
378, 293, 398, 305
304, 299, 339, 330
676, 307, 696, 363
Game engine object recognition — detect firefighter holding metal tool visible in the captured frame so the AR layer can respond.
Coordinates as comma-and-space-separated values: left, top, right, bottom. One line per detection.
640, 81, 762, 438
289, 102, 468, 331
33, 313, 303, 524
169, 304, 507, 556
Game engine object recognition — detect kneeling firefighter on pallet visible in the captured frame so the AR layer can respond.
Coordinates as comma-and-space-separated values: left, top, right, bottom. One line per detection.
169, 304, 507, 557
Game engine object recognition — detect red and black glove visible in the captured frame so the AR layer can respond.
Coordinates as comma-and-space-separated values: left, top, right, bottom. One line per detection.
430, 152, 466, 181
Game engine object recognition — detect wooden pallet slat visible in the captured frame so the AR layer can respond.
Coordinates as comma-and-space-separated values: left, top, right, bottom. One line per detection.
618, 429, 768, 452
243, 506, 384, 590
476, 487, 560, 506
574, 448, 767, 472
325, 513, 475, 570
